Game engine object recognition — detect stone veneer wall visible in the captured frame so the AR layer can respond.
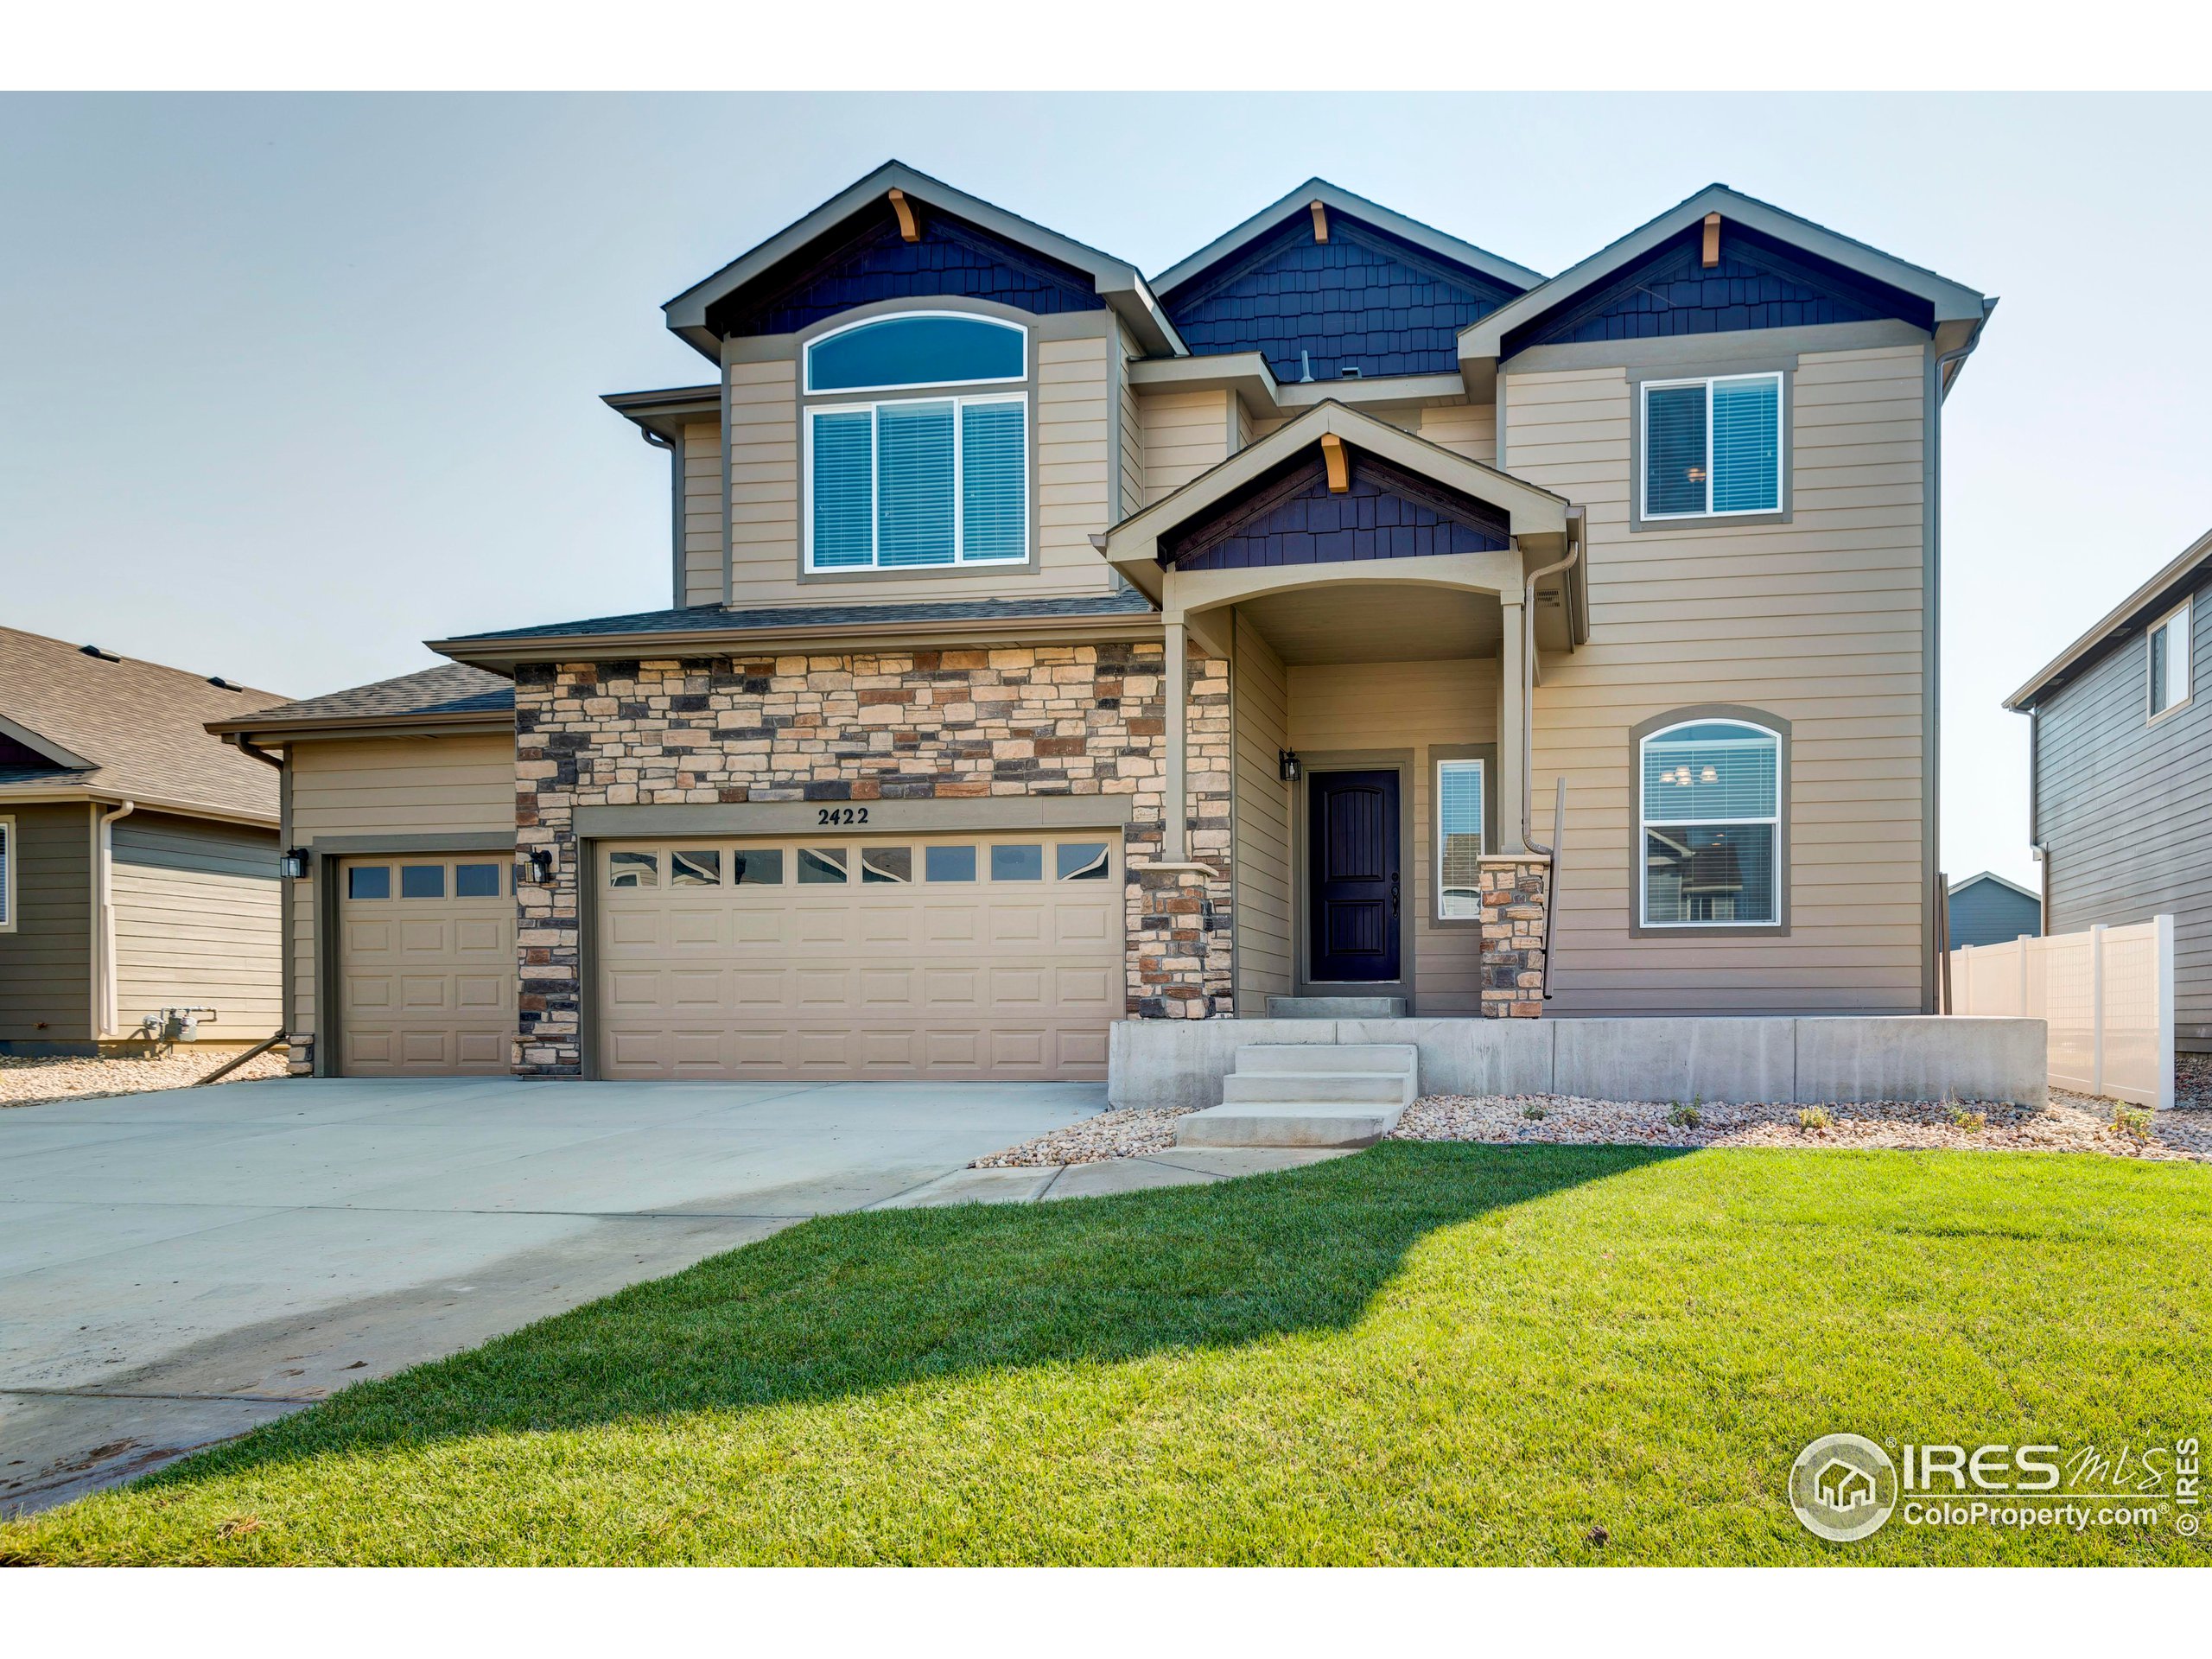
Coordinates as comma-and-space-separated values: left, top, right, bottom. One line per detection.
1478, 855, 1551, 1018
512, 643, 1233, 1075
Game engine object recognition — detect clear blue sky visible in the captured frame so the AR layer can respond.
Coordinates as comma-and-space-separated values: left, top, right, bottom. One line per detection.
4, 92, 2207, 888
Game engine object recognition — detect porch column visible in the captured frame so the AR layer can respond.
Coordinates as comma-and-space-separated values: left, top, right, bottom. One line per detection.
1497, 595, 1528, 855
1163, 617, 1188, 861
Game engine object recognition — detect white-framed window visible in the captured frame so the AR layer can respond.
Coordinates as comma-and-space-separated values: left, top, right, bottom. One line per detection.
0, 815, 13, 931
1642, 372, 1783, 520
1436, 759, 1485, 919
802, 312, 1030, 573
1639, 719, 1782, 927
2148, 598, 2192, 721
805, 393, 1028, 570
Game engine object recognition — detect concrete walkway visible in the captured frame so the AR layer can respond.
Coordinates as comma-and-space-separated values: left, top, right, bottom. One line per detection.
0, 1074, 1107, 1515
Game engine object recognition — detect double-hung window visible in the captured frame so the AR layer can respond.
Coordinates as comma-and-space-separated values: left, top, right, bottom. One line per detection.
1643, 372, 1783, 519
1436, 759, 1485, 918
804, 313, 1029, 571
2148, 598, 2192, 721
0, 817, 12, 931
1639, 719, 1782, 927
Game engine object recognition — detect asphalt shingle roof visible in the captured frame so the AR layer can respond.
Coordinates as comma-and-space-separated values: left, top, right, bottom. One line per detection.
442, 590, 1156, 645
0, 626, 287, 822
235, 663, 515, 727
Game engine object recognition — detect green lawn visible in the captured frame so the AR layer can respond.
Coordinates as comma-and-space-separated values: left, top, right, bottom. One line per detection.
6, 1143, 2209, 1566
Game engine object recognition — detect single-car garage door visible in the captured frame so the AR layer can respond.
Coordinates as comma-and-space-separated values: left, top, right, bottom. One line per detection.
594, 831, 1122, 1081
337, 855, 516, 1076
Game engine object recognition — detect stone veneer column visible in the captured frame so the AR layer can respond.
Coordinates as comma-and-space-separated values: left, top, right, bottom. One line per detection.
1124, 653, 1234, 1019
1478, 854, 1550, 1019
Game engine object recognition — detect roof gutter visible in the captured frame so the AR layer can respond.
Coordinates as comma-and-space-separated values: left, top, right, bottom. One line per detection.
2005, 523, 2212, 710
0, 785, 276, 830
208, 709, 517, 741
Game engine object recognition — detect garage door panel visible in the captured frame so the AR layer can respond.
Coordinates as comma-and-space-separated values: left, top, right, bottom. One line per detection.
596, 834, 1121, 1082
338, 858, 515, 1077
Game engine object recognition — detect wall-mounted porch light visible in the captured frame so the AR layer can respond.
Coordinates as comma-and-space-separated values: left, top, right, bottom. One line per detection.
1279, 749, 1302, 783
278, 849, 309, 880
518, 848, 556, 886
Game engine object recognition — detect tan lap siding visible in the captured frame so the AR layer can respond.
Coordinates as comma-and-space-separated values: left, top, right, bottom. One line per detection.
288, 731, 516, 1045
1287, 659, 1500, 1014
1503, 346, 1928, 1015
109, 813, 281, 1039
1418, 402, 1497, 465
1230, 614, 1292, 1012
681, 417, 725, 607
726, 359, 800, 600
1138, 388, 1238, 505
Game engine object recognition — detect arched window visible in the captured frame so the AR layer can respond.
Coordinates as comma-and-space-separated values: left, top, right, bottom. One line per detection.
804, 313, 1029, 572
804, 313, 1026, 394
1639, 717, 1783, 927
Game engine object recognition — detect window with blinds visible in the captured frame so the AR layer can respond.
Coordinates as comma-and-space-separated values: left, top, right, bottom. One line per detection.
1436, 760, 1485, 918
0, 817, 11, 930
1643, 372, 1783, 520
803, 312, 1029, 573
1640, 719, 1782, 926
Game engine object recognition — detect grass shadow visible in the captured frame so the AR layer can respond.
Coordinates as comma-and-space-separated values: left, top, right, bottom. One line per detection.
130, 1141, 1685, 1484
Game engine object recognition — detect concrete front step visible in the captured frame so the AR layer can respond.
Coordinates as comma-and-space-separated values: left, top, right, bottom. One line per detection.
1235, 1044, 1418, 1077
1173, 1102, 1407, 1149
1220, 1070, 1413, 1106
1264, 995, 1408, 1019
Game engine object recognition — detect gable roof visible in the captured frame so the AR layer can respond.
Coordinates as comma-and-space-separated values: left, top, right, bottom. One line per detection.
2005, 525, 2212, 711
1458, 184, 1994, 391
1948, 870, 2041, 903
0, 626, 286, 823
1101, 399, 1574, 604
1153, 179, 1543, 298
209, 663, 515, 739
662, 161, 1185, 360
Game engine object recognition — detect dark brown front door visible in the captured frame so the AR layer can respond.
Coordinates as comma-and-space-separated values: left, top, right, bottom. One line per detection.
1307, 769, 1401, 982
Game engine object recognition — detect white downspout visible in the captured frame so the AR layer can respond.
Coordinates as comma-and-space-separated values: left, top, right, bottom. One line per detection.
1519, 509, 1584, 855
96, 800, 136, 1039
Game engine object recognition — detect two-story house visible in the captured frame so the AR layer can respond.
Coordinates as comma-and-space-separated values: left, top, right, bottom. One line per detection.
2005, 525, 2212, 1053
211, 162, 1995, 1082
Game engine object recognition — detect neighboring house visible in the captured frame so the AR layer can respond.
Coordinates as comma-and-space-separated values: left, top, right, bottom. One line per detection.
213, 162, 1995, 1082
2005, 526, 2212, 1052
0, 627, 287, 1052
1945, 871, 2041, 950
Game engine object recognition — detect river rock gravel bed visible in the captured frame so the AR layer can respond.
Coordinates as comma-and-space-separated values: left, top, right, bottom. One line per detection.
971, 1105, 1193, 1167
1395, 1090, 2210, 1162
0, 1051, 289, 1109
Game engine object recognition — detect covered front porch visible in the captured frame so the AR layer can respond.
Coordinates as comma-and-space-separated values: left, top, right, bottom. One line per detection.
1102, 401, 1586, 1021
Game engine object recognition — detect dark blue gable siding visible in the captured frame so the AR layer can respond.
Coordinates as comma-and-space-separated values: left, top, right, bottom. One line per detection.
711, 210, 1104, 338
1947, 879, 2042, 950
1163, 215, 1522, 382
1166, 451, 1509, 572
1505, 222, 1935, 354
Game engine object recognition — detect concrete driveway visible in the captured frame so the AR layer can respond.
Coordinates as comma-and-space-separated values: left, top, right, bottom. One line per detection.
0, 1074, 1102, 1515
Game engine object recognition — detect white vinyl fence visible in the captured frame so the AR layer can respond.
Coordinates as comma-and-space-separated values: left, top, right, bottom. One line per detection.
1948, 917, 2175, 1109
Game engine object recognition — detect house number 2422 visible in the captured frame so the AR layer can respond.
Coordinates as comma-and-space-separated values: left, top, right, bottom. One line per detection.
816, 807, 870, 825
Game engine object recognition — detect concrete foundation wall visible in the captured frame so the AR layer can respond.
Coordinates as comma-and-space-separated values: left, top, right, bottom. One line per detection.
1110, 1015, 2047, 1109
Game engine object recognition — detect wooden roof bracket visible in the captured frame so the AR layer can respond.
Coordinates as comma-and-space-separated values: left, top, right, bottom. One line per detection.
1701, 212, 1721, 268
1319, 433, 1350, 493
888, 188, 920, 244
1310, 200, 1329, 243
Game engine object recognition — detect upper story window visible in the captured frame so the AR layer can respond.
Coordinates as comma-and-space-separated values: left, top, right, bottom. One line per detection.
2148, 598, 2193, 721
804, 314, 1029, 572
1643, 372, 1783, 520
1640, 718, 1782, 927
804, 313, 1026, 394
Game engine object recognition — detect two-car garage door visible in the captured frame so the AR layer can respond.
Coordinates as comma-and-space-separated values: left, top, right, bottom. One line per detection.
594, 831, 1122, 1082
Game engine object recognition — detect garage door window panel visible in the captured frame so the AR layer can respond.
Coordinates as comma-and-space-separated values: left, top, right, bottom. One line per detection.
454, 862, 503, 897
607, 852, 659, 888
400, 865, 446, 899
992, 844, 1044, 881
733, 848, 784, 885
671, 849, 721, 887
861, 847, 912, 884
348, 866, 391, 900
799, 848, 849, 884
926, 845, 977, 882
1056, 842, 1109, 880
